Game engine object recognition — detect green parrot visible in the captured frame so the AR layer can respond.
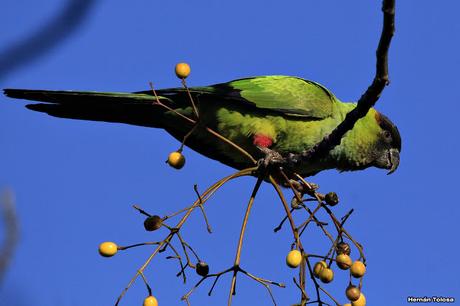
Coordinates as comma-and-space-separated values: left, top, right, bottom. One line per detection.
3, 75, 401, 177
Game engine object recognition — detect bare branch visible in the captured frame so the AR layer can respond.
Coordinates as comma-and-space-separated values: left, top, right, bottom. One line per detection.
0, 0, 97, 81
295, 0, 396, 163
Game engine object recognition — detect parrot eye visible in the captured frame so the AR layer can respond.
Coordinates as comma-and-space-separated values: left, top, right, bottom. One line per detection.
382, 130, 392, 141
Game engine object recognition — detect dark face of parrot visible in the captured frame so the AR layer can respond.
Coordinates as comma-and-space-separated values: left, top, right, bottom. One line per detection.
371, 112, 401, 174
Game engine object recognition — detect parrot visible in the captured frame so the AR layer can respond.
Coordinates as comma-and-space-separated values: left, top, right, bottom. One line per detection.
3, 75, 401, 178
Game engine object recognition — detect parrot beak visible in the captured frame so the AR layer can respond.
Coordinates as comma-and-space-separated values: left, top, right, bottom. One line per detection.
387, 148, 400, 175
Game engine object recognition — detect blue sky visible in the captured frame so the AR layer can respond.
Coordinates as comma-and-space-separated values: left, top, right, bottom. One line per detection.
1, 1, 459, 305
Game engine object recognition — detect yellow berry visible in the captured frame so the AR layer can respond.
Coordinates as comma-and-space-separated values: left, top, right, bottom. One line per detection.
346, 285, 361, 301
313, 261, 327, 278
167, 151, 185, 169
286, 250, 302, 268
175, 62, 191, 79
143, 295, 158, 306
98, 242, 118, 257
319, 267, 334, 283
350, 261, 366, 278
336, 254, 352, 270
351, 293, 366, 306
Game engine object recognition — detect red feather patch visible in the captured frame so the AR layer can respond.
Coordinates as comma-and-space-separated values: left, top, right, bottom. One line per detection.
253, 134, 273, 148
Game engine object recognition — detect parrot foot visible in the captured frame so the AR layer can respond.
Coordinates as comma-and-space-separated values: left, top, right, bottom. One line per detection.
256, 146, 285, 170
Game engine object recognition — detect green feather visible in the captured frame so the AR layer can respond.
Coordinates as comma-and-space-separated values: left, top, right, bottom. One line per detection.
225, 76, 334, 118
156, 76, 335, 118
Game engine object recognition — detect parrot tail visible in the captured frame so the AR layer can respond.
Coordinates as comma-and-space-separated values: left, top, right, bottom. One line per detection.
3, 89, 177, 128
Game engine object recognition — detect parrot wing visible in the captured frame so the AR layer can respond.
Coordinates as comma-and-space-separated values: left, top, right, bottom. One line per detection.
155, 76, 335, 119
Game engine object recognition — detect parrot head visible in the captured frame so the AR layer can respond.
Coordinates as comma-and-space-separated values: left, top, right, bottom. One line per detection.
371, 111, 401, 174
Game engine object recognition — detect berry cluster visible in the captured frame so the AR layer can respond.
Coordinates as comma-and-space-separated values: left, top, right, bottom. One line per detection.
96, 63, 369, 306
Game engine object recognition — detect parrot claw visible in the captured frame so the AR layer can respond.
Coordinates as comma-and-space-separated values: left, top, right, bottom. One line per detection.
256, 146, 285, 170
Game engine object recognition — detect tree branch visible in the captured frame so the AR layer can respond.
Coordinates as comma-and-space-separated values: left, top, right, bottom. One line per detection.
0, 189, 19, 285
295, 0, 395, 163
0, 0, 97, 81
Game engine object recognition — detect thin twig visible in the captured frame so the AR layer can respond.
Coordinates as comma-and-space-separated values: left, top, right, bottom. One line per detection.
132, 205, 152, 217
228, 176, 264, 306
181, 79, 200, 118
164, 240, 188, 283
269, 174, 309, 304
139, 270, 153, 296
194, 184, 212, 233
115, 168, 255, 305
118, 241, 161, 251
